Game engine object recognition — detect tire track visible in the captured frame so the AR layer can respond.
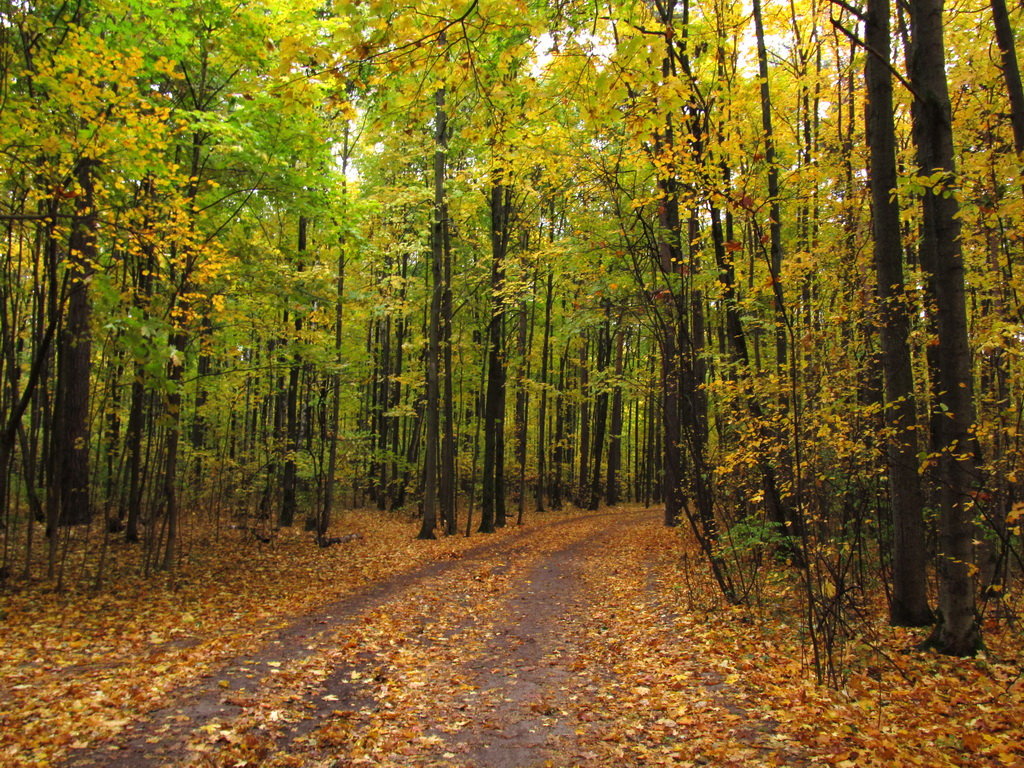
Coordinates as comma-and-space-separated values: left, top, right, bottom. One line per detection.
63, 511, 635, 768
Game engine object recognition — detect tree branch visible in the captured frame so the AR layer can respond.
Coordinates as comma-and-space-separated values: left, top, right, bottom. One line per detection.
829, 15, 920, 100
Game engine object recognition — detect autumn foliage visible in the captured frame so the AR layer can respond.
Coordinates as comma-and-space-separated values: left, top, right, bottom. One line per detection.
1, 0, 1024, 763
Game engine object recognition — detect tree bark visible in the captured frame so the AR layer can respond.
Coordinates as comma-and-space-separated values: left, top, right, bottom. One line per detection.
909, 0, 981, 655
440, 205, 457, 534
991, 0, 1024, 154
321, 215, 345, 540
752, 0, 787, 369
606, 327, 625, 506
550, 352, 567, 510
865, 0, 933, 627
280, 215, 306, 528
480, 180, 510, 532
514, 290, 530, 525
419, 81, 448, 540
53, 158, 98, 528
536, 269, 553, 512
588, 306, 612, 510
161, 324, 186, 571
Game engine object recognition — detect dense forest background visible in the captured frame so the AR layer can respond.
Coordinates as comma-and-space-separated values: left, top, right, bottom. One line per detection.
1, 0, 1022, 671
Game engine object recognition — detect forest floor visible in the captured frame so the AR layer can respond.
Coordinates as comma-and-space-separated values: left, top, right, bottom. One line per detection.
1, 507, 1023, 767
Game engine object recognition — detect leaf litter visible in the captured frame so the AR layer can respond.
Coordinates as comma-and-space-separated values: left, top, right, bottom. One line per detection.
0, 507, 1021, 767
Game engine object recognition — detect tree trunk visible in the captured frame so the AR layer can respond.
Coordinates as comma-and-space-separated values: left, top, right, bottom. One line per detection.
123, 216, 156, 544
419, 81, 448, 540
280, 215, 306, 528
440, 209, 457, 534
576, 337, 591, 508
655, 162, 685, 528
752, 0, 787, 369
588, 304, 612, 510
514, 291, 530, 525
909, 0, 981, 655
991, 0, 1024, 154
536, 269, 553, 512
661, 331, 685, 528
606, 327, 625, 506
550, 352, 566, 510
865, 0, 933, 627
190, 313, 212, 482
321, 217, 346, 540
53, 158, 98, 528
161, 325, 186, 571
480, 180, 510, 532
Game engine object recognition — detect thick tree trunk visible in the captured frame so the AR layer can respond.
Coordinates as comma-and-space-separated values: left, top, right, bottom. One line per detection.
53, 158, 98, 528
865, 0, 933, 627
909, 0, 981, 655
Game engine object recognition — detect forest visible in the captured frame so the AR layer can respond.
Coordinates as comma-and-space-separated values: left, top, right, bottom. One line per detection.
1, 0, 1024, 761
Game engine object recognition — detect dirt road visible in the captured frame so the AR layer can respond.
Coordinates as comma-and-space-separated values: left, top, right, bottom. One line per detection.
66, 509, 801, 768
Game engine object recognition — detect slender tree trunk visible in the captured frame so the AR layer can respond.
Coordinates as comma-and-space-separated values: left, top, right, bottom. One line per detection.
440, 213, 457, 534
190, 314, 212, 483
514, 294, 530, 525
536, 269, 553, 512
752, 0, 787, 369
661, 332, 685, 528
280, 216, 306, 528
374, 313, 391, 509
161, 325, 186, 571
388, 278, 408, 511
991, 0, 1024, 154
655, 166, 685, 528
576, 337, 591, 507
865, 0, 933, 627
588, 305, 612, 510
480, 180, 510, 532
419, 80, 448, 540
124, 374, 146, 543
550, 353, 567, 510
606, 327, 625, 506
124, 220, 156, 544
321, 234, 345, 539
0, 298, 59, 539
682, 214, 719, 554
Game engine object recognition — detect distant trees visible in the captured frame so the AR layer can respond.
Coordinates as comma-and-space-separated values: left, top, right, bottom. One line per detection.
0, 0, 1020, 661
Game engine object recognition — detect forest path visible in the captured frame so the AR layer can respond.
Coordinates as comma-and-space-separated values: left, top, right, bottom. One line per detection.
64, 509, 803, 768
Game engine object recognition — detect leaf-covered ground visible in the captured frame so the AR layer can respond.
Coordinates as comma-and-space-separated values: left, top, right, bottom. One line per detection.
1, 507, 1022, 767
